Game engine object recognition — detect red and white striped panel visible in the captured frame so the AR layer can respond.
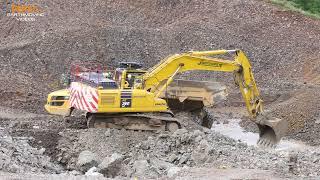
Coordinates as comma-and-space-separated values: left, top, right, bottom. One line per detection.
69, 82, 99, 112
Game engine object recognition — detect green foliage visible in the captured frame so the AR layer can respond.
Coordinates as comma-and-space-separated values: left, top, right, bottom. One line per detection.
271, 0, 320, 18
289, 0, 320, 14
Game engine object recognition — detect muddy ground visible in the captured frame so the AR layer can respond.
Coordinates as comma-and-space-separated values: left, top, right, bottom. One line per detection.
0, 0, 320, 179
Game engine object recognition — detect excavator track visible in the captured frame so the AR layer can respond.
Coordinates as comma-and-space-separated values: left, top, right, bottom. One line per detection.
86, 112, 181, 132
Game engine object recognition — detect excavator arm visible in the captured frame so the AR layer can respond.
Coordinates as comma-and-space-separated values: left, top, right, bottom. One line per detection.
143, 49, 287, 146
143, 49, 262, 118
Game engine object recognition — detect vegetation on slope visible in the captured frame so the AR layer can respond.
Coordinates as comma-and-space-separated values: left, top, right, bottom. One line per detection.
271, 0, 320, 18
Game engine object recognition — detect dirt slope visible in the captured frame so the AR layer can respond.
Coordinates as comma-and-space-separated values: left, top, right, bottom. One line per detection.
0, 0, 320, 142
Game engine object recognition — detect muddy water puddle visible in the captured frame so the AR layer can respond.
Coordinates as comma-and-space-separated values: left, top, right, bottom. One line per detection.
211, 119, 313, 152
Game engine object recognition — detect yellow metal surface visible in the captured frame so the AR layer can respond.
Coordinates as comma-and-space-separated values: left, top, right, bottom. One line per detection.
97, 89, 168, 113
45, 49, 262, 119
143, 49, 262, 118
44, 89, 70, 116
160, 79, 227, 107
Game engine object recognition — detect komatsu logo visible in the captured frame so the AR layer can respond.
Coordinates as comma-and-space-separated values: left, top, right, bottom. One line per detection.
198, 61, 223, 68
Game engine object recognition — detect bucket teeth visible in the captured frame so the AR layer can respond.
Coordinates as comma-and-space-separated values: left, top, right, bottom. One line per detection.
255, 113, 288, 146
257, 138, 276, 148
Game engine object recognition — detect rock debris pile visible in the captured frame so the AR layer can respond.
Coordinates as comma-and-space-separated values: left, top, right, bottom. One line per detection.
0, 128, 62, 174
55, 127, 320, 179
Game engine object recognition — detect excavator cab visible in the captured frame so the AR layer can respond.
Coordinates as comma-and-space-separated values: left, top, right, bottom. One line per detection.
115, 62, 147, 90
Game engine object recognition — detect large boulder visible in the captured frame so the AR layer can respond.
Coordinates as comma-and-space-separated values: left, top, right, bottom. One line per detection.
98, 153, 124, 177
85, 167, 104, 177
150, 158, 174, 174
76, 150, 100, 172
132, 160, 158, 178
167, 167, 182, 178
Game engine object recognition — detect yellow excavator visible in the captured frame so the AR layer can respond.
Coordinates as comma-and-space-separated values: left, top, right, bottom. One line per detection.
45, 49, 287, 146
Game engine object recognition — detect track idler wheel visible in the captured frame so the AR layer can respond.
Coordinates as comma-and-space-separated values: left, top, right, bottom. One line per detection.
166, 122, 179, 132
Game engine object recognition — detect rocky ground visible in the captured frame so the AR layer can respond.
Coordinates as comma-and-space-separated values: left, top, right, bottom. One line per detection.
1, 107, 320, 179
1, 0, 320, 179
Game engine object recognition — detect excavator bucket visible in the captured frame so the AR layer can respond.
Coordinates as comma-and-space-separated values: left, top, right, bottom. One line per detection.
256, 113, 288, 147
160, 79, 228, 112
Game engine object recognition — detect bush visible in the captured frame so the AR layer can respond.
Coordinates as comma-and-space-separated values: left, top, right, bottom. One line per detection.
288, 0, 320, 14
271, 0, 320, 18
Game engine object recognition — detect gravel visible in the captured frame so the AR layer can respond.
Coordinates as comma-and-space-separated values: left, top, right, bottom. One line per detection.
76, 150, 100, 173
0, 128, 62, 174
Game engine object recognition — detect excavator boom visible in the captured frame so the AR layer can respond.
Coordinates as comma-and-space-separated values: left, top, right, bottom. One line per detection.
143, 50, 261, 117
143, 49, 287, 145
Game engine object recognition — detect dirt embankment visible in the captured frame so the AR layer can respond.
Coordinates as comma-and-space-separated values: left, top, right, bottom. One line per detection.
1, 0, 320, 116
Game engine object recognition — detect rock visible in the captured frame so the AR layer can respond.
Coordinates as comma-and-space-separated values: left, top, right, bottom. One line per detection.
195, 135, 203, 142
158, 133, 170, 138
76, 150, 100, 172
7, 163, 20, 173
33, 125, 40, 129
0, 147, 14, 157
168, 154, 178, 163
104, 129, 111, 137
98, 153, 124, 177
69, 170, 82, 176
0, 132, 13, 144
191, 151, 210, 165
141, 137, 155, 150
150, 158, 174, 172
85, 167, 104, 177
173, 129, 188, 137
140, 143, 150, 150
175, 139, 181, 147
313, 158, 319, 163
179, 153, 190, 164
173, 129, 192, 144
199, 139, 209, 150
0, 128, 63, 174
192, 130, 205, 137
203, 128, 211, 134
132, 160, 158, 178
167, 167, 181, 178
0, 153, 11, 169
38, 148, 46, 155
133, 160, 149, 175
